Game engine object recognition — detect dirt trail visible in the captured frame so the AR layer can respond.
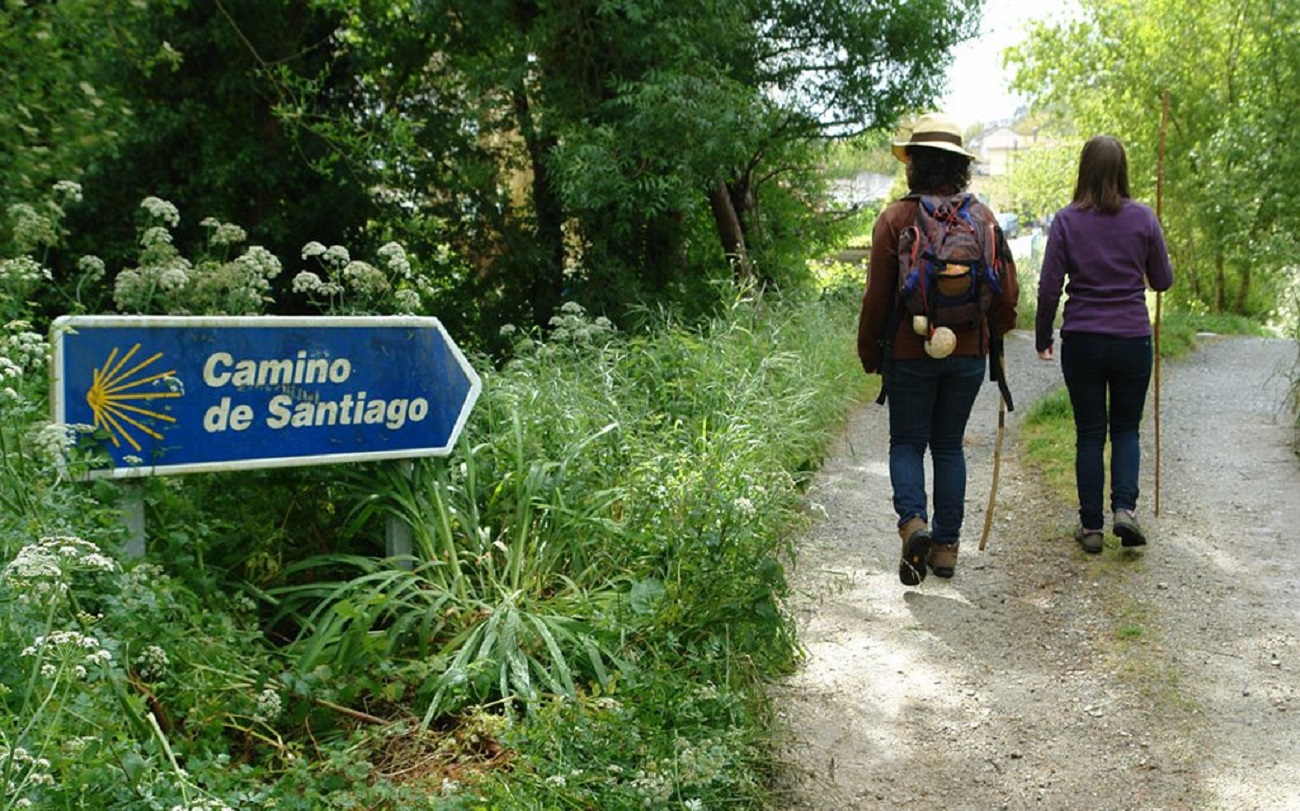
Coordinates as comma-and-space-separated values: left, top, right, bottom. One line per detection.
771, 332, 1300, 811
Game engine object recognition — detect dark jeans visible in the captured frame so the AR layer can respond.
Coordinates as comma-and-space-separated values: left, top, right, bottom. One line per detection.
1060, 332, 1153, 530
887, 355, 986, 544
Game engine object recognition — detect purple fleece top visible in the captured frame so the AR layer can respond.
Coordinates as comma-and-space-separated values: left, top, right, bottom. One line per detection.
1036, 200, 1174, 352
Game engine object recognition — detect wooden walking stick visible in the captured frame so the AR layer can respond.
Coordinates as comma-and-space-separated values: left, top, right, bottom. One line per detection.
979, 354, 1008, 551
1154, 90, 1169, 516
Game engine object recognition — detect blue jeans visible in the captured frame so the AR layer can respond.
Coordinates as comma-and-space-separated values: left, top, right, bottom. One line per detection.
887, 356, 986, 544
1060, 332, 1153, 530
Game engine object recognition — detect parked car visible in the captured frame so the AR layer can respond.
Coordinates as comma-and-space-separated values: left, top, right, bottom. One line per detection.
996, 212, 1020, 239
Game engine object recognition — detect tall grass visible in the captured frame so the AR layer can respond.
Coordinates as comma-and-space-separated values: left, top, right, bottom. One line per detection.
255, 289, 867, 806
2, 186, 872, 808
268, 292, 865, 713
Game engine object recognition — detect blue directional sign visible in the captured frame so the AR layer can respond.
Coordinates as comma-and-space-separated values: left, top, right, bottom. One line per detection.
51, 315, 481, 479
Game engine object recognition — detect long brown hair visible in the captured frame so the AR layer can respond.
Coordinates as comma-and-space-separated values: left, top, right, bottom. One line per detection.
1071, 135, 1130, 214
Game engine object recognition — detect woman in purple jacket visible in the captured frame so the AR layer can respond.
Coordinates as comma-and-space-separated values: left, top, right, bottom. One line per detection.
1036, 135, 1174, 553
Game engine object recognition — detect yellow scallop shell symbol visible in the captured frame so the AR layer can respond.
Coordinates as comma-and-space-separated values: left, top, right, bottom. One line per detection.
87, 343, 183, 452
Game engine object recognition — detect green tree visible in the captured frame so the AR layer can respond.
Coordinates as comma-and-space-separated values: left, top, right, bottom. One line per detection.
1007, 0, 1300, 318
0, 1, 134, 216
57, 0, 378, 312
281, 0, 982, 331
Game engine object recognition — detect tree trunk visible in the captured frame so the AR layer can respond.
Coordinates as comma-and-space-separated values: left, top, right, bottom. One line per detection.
1232, 257, 1251, 313
1214, 250, 1227, 312
708, 178, 753, 283
728, 175, 762, 251
512, 85, 566, 330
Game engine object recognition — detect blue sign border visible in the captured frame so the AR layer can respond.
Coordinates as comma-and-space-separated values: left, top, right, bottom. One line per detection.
51, 315, 481, 479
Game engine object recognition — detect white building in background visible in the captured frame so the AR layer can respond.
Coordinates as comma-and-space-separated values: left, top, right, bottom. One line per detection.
824, 171, 896, 211
969, 125, 1048, 176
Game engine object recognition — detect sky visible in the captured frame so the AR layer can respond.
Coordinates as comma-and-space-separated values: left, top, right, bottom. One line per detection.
939, 0, 1081, 130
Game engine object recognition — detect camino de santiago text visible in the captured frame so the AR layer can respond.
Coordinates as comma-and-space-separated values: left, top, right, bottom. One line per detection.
201, 350, 429, 433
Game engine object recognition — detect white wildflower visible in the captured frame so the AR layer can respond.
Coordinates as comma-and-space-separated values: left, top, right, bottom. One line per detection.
342, 260, 388, 296
235, 245, 281, 278
140, 196, 180, 227
29, 422, 75, 464
7, 203, 58, 251
253, 687, 283, 724
377, 241, 412, 279
135, 645, 170, 681
301, 241, 327, 259
0, 256, 51, 285
53, 180, 83, 203
140, 226, 174, 249
157, 261, 190, 291
2, 322, 48, 372
200, 217, 248, 247
22, 630, 110, 672
393, 288, 421, 313
168, 799, 235, 811
292, 271, 324, 294
440, 778, 462, 796
77, 254, 106, 282
323, 244, 351, 266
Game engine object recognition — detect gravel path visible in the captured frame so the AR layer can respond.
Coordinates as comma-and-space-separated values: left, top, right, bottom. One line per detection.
771, 331, 1300, 811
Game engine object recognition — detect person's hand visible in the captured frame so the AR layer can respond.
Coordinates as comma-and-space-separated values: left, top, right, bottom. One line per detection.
1037, 347, 1054, 361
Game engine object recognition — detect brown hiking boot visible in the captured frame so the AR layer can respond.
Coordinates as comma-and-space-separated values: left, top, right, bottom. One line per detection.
1074, 526, 1103, 554
898, 517, 932, 586
1113, 509, 1147, 547
929, 542, 960, 578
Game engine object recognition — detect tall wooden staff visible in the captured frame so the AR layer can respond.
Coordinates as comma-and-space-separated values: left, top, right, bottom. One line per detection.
1154, 90, 1169, 515
978, 353, 1008, 551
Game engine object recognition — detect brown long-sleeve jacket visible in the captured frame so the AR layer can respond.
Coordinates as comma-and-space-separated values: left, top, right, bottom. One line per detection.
856, 195, 1020, 374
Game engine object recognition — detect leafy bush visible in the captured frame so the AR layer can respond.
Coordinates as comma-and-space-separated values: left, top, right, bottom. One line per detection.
1, 185, 865, 808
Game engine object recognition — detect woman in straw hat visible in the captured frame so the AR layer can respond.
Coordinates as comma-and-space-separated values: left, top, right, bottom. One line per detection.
1036, 135, 1173, 554
857, 112, 1020, 586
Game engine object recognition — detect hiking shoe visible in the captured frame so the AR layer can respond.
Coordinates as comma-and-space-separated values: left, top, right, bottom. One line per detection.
929, 542, 960, 578
1074, 527, 1104, 554
1113, 510, 1147, 547
898, 517, 932, 586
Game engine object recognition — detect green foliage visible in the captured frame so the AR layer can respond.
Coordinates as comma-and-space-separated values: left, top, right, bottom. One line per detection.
0, 2, 135, 214
0, 535, 289, 810
476, 675, 769, 809
822, 130, 898, 178
1019, 386, 1077, 504
1007, 0, 1300, 321
3, 6, 905, 794
5, 180, 869, 804
53, 0, 378, 305
1001, 140, 1078, 224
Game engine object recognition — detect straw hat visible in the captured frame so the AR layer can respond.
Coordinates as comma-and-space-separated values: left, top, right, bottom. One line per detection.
891, 112, 977, 162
